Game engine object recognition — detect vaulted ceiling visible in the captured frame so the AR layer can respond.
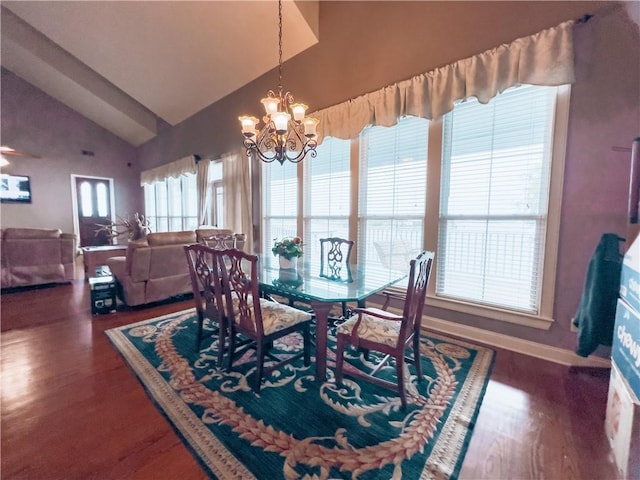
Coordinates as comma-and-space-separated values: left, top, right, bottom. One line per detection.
1, 1, 319, 146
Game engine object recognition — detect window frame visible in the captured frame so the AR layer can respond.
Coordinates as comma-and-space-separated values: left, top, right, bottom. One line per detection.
424, 84, 570, 329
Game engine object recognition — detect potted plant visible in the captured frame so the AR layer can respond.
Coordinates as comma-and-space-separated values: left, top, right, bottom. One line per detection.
96, 212, 151, 242
272, 236, 304, 270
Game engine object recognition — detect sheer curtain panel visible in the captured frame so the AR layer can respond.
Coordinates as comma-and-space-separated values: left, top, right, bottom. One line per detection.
223, 151, 253, 252
196, 158, 210, 225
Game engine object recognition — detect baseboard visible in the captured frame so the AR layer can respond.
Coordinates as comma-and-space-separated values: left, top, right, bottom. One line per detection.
423, 315, 612, 369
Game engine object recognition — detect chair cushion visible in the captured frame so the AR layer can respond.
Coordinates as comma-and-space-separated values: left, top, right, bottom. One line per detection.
228, 296, 311, 335
260, 299, 312, 335
337, 310, 401, 347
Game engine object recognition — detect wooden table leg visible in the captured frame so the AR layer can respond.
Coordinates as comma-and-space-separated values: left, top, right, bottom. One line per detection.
310, 300, 333, 382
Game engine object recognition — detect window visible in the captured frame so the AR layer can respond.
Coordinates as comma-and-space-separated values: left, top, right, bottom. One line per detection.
80, 182, 93, 217
260, 84, 567, 325
303, 136, 351, 259
144, 173, 198, 233
79, 179, 110, 218
96, 183, 108, 217
359, 116, 428, 271
437, 85, 557, 314
262, 160, 298, 252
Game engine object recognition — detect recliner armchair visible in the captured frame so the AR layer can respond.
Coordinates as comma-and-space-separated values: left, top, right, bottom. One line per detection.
1, 227, 76, 288
106, 228, 248, 307
106, 231, 196, 306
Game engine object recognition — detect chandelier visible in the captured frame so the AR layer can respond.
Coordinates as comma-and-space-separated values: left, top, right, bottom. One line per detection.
239, 0, 319, 165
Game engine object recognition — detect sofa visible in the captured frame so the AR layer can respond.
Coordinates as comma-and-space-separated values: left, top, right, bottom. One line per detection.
1, 227, 76, 288
106, 228, 240, 307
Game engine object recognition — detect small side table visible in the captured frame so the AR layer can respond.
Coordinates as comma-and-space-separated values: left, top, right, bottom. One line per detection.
81, 245, 127, 279
89, 268, 117, 315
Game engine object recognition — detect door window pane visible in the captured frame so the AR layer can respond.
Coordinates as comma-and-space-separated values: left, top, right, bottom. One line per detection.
96, 182, 108, 217
80, 182, 93, 217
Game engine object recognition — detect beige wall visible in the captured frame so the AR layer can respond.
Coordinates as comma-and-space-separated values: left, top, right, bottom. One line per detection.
137, 0, 615, 166
0, 68, 142, 236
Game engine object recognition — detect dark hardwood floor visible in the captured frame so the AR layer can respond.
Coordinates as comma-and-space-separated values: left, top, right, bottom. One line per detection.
1, 261, 621, 479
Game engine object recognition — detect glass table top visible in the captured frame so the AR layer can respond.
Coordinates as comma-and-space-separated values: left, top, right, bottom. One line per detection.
258, 255, 406, 303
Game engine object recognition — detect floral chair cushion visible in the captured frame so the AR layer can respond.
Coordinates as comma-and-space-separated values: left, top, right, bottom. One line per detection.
337, 308, 401, 347
230, 296, 312, 336
259, 299, 313, 335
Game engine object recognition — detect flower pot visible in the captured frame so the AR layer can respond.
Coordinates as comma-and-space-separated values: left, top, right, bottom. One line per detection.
278, 268, 301, 283
279, 256, 296, 270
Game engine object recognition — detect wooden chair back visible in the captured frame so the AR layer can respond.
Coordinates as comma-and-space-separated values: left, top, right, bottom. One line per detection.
320, 236, 354, 280
184, 244, 227, 363
199, 233, 244, 250
217, 248, 264, 337
400, 250, 434, 343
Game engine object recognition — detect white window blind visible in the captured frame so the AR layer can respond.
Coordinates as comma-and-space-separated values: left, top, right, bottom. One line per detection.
437, 84, 557, 313
303, 136, 351, 259
358, 116, 428, 272
262, 160, 298, 253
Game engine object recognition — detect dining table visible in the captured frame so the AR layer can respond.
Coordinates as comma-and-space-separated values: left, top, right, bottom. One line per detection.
258, 255, 407, 381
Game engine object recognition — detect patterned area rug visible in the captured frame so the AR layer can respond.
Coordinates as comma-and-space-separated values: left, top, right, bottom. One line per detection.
106, 309, 494, 480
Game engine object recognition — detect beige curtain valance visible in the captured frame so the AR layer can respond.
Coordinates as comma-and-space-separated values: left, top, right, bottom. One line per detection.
140, 155, 197, 186
313, 20, 575, 143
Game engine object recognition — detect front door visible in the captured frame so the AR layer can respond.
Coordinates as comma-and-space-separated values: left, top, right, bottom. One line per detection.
75, 176, 113, 247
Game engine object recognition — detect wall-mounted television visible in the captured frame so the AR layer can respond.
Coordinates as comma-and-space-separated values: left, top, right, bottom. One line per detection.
1, 174, 32, 204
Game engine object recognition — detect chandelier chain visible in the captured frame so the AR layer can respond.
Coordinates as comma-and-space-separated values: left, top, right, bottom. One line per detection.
277, 0, 283, 93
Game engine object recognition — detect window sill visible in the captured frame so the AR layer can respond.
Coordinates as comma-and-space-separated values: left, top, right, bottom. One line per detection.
426, 294, 554, 330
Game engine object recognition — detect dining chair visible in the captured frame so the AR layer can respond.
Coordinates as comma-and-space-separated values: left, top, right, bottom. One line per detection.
334, 250, 435, 408
217, 248, 314, 393
200, 232, 246, 251
320, 237, 355, 318
184, 244, 228, 366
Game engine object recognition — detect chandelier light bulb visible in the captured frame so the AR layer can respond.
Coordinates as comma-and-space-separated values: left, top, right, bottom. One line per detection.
303, 117, 319, 137
239, 116, 259, 137
261, 97, 280, 116
272, 111, 291, 133
290, 103, 308, 122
